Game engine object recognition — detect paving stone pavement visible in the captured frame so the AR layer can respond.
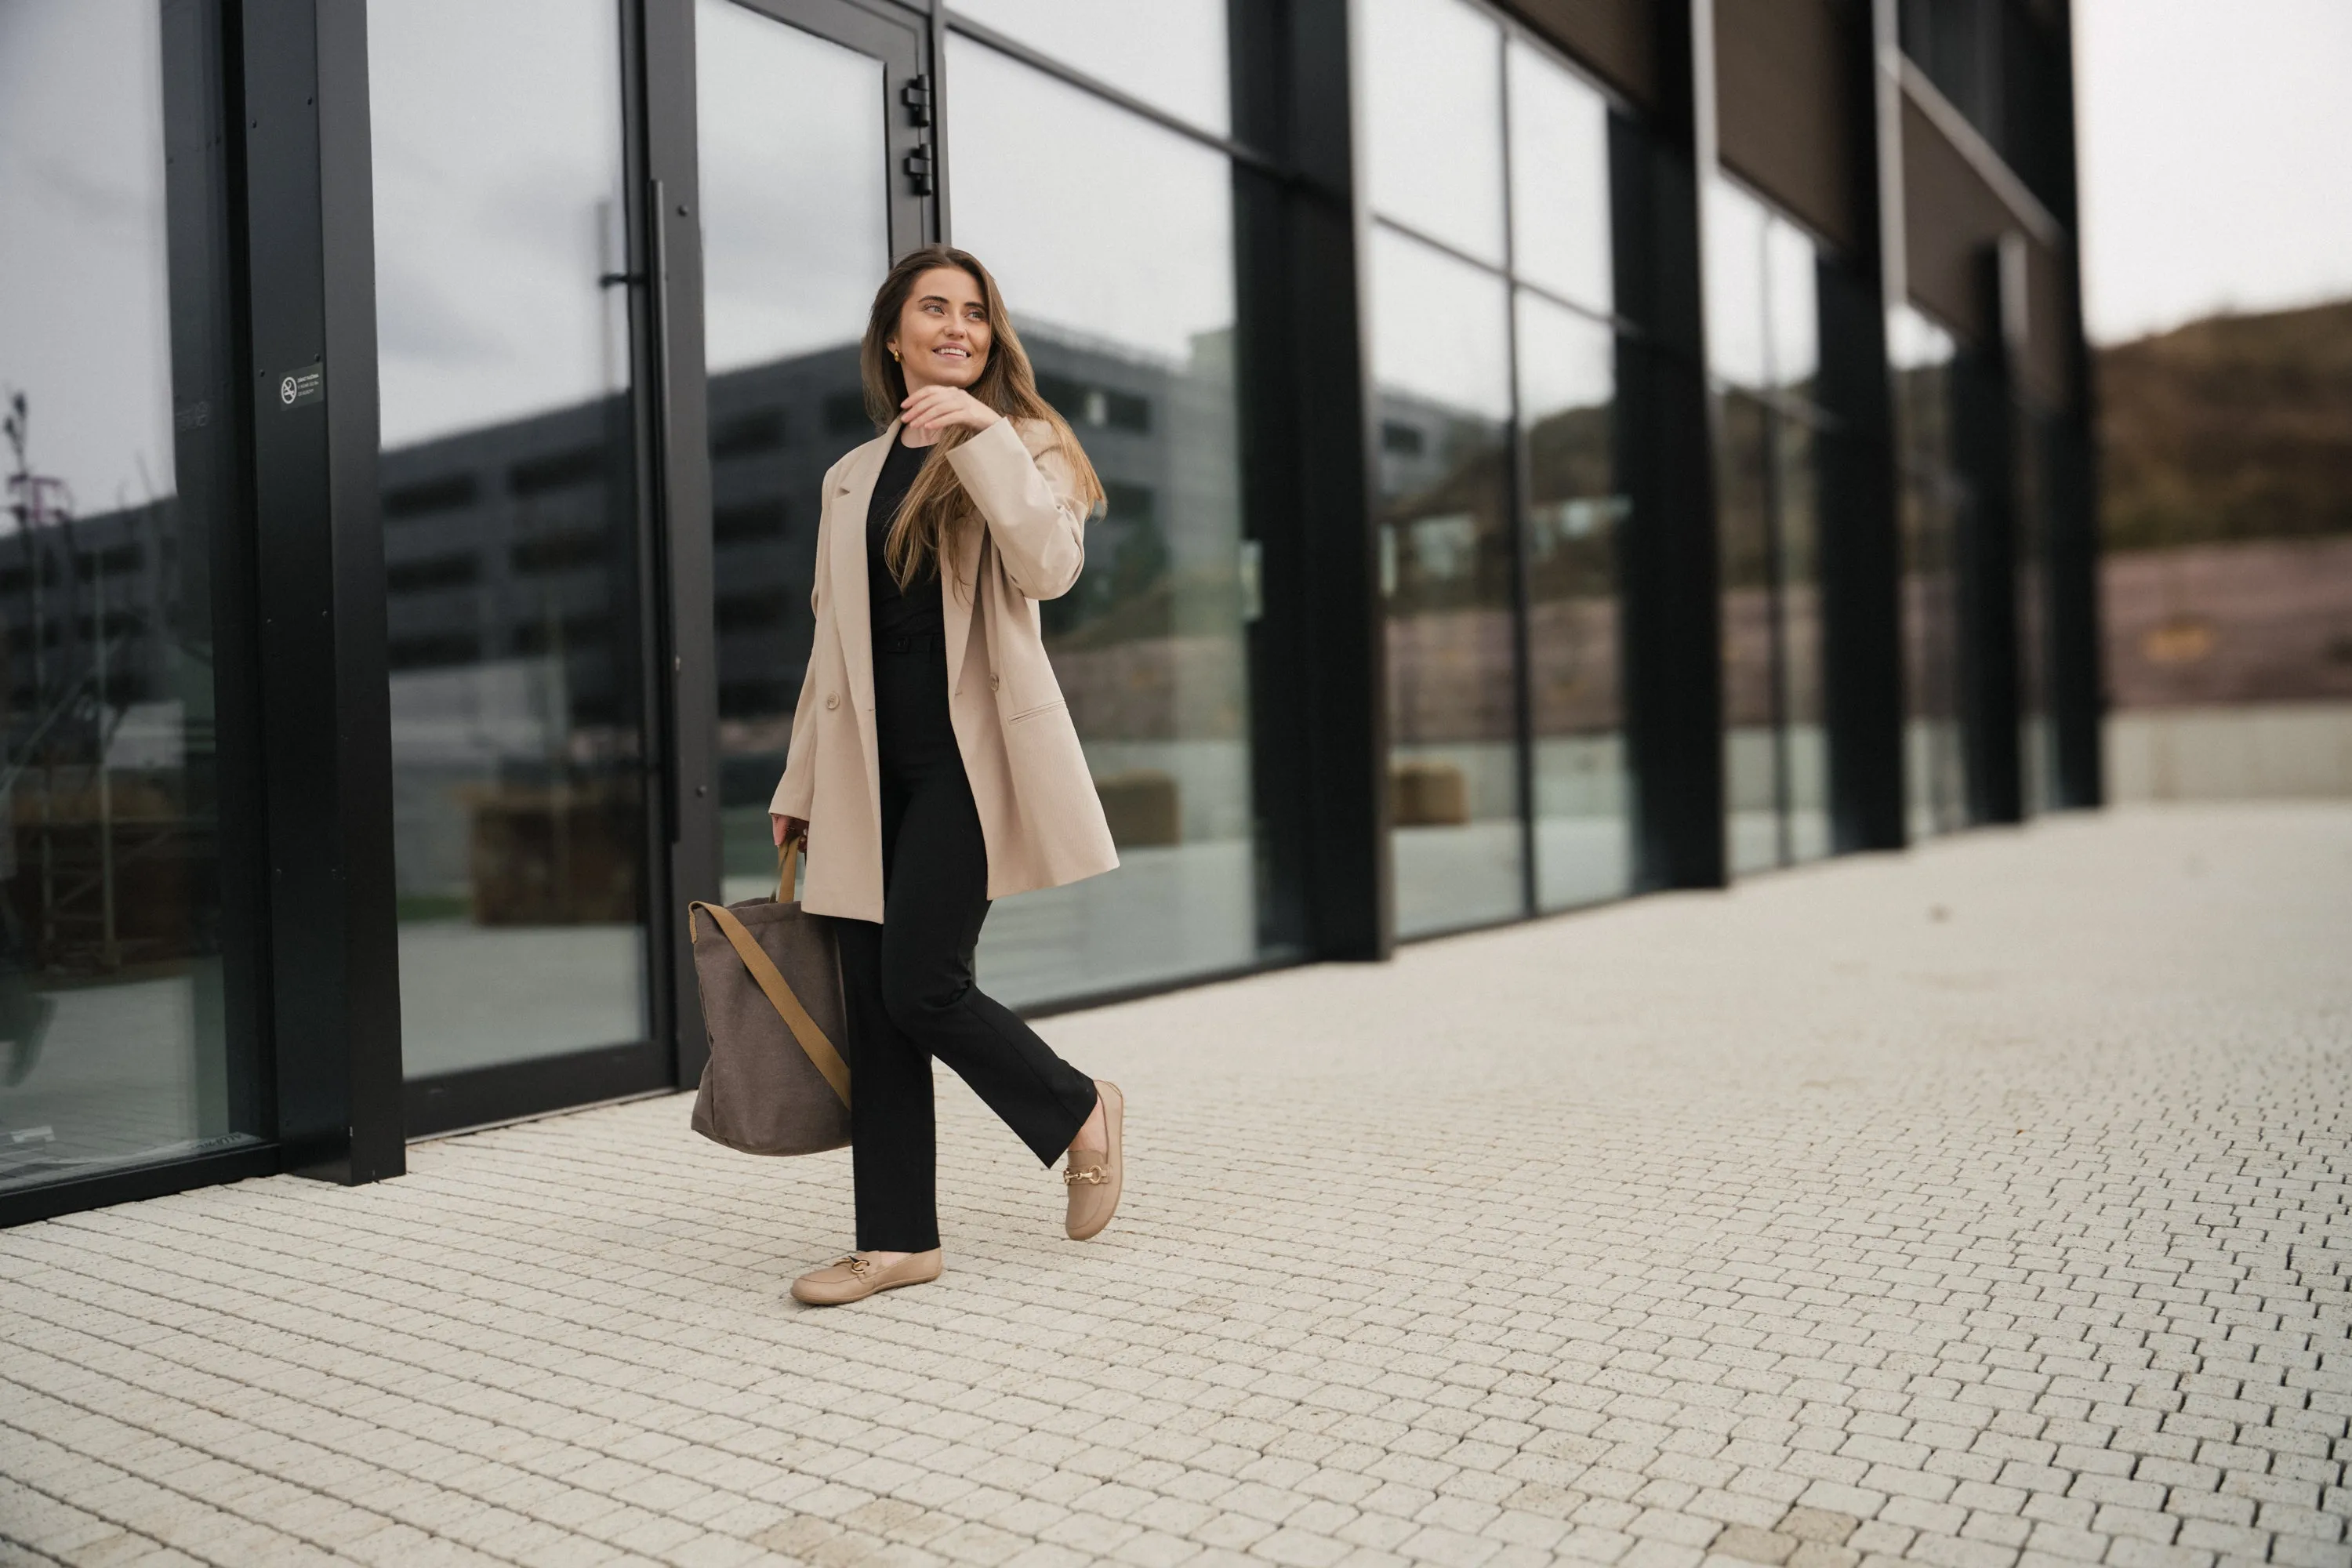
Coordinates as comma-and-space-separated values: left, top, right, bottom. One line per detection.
3, 804, 2347, 1568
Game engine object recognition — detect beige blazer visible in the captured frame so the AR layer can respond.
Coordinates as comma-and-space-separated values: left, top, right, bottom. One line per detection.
768, 414, 1120, 923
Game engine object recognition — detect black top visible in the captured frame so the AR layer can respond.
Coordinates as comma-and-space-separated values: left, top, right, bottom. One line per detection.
865, 433, 944, 641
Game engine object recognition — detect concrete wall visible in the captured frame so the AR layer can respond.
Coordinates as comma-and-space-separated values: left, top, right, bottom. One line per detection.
2105, 702, 2352, 802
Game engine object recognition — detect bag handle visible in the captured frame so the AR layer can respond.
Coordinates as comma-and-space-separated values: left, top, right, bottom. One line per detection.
775, 835, 800, 902
688, 899, 851, 1108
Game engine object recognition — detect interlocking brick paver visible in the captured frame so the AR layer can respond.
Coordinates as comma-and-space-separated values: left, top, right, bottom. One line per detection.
3, 807, 2348, 1567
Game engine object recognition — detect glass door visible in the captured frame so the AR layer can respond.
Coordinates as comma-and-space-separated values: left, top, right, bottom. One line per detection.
685, 0, 931, 906
369, 2, 666, 1131
363, 0, 927, 1134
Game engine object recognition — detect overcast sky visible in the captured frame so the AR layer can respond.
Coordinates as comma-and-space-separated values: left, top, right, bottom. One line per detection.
2075, 0, 2352, 345
0, 2, 173, 525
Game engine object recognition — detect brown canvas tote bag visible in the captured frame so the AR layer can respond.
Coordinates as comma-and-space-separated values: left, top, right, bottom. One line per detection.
688, 838, 851, 1155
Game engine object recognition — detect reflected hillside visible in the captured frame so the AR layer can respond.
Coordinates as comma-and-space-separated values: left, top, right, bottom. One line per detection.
1375, 387, 1625, 745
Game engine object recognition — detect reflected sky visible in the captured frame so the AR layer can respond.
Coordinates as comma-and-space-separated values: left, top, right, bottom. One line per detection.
1708, 175, 1823, 396
1361, 0, 1505, 267
949, 0, 1229, 138
1370, 227, 1511, 423
946, 36, 1232, 365
368, 0, 626, 449
1888, 300, 1956, 369
1515, 290, 1614, 423
1704, 176, 1770, 390
1507, 41, 1613, 317
698, 0, 887, 372
0, 2, 174, 521
1766, 220, 1819, 392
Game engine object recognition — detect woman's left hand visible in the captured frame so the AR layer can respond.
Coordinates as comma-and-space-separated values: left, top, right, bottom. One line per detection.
901, 384, 1002, 437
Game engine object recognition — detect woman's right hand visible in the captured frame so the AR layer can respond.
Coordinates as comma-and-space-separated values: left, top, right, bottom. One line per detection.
771, 813, 807, 848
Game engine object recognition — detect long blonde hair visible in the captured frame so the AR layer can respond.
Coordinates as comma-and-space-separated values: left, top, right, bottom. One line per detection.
859, 245, 1105, 591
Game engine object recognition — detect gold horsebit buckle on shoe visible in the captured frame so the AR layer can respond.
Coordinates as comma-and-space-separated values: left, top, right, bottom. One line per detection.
833, 1254, 873, 1276
1063, 1163, 1108, 1186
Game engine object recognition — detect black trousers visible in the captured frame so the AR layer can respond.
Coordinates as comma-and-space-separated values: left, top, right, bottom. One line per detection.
834, 629, 1098, 1252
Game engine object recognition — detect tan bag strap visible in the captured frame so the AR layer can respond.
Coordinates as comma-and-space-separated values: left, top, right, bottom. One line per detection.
689, 899, 851, 1108
775, 836, 800, 902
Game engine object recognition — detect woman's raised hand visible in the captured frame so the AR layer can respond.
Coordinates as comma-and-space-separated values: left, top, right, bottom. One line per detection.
900, 384, 1001, 437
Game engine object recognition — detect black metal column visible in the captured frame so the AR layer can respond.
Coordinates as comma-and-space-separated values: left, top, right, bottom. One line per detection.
634, 0, 720, 1087
1611, 3, 1726, 891
1232, 0, 1389, 960
241, 0, 404, 1181
1811, 0, 1907, 854
2041, 2, 2104, 811
1814, 258, 1906, 852
1951, 244, 2024, 826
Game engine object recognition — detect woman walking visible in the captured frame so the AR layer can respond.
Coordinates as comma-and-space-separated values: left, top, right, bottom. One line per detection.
769, 245, 1126, 1307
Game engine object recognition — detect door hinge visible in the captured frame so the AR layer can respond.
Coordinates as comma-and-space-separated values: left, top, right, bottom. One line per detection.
901, 74, 933, 127
903, 143, 935, 195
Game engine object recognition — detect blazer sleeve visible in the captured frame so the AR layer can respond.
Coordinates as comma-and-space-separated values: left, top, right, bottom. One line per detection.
769, 486, 835, 819
943, 416, 1089, 601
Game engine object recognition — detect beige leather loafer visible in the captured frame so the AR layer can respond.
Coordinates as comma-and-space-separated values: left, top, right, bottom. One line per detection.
1063, 1080, 1124, 1240
790, 1248, 942, 1306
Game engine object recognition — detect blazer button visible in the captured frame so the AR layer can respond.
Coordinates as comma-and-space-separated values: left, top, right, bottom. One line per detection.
989, 673, 1000, 691
825, 692, 840, 710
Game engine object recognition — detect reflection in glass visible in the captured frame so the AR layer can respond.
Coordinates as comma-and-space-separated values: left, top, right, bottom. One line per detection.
1711, 176, 1832, 873
1704, 177, 1769, 389
1766, 222, 1820, 397
1516, 296, 1628, 909
1718, 393, 1780, 874
1777, 419, 1828, 861
1362, 0, 1506, 266
1370, 228, 1522, 935
1891, 304, 1963, 837
1507, 42, 1613, 318
1367, 229, 1515, 426
946, 37, 1258, 1004
0, 2, 254, 1191
948, 0, 1229, 137
370, 0, 648, 1078
701, 5, 885, 378
696, 1, 889, 905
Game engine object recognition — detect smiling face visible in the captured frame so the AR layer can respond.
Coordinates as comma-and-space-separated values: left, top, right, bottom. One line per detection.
887, 265, 994, 395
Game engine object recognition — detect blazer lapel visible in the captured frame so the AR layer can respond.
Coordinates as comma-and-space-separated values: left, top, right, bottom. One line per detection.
829, 423, 895, 781
942, 487, 985, 700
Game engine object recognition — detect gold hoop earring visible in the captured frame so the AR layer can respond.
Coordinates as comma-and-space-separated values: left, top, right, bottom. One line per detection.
889, 347, 901, 362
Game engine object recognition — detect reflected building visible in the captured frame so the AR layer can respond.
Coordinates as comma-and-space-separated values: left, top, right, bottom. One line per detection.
0, 502, 214, 982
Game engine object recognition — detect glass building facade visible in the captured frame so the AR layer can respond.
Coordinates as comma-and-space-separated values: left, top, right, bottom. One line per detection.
944, 23, 1260, 1004
1890, 303, 1967, 840
0, 0, 266, 1203
1706, 176, 1834, 873
1361, 0, 1634, 936
0, 0, 2102, 1221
